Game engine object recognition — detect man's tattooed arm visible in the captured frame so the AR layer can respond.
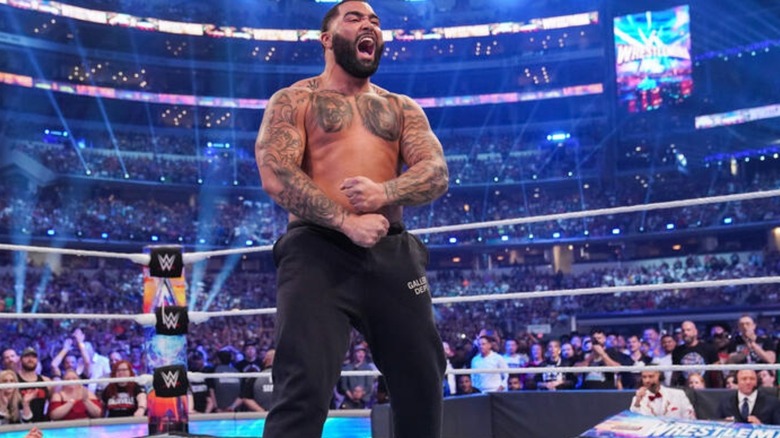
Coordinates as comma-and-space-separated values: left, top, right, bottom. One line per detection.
384, 95, 449, 206
255, 88, 349, 229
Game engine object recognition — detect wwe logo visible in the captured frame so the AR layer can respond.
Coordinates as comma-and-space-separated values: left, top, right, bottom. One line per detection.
161, 307, 180, 330
161, 370, 180, 389
157, 254, 177, 272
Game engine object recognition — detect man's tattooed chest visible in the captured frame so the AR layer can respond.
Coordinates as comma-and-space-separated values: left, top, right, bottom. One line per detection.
311, 91, 401, 142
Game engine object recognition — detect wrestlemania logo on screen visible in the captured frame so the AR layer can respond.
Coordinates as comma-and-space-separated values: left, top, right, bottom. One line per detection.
614, 5, 692, 113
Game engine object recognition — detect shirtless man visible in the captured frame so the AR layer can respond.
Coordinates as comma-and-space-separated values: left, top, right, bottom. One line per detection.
255, 2, 448, 437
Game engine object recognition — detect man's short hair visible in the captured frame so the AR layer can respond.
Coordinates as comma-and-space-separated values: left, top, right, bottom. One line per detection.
321, 0, 369, 33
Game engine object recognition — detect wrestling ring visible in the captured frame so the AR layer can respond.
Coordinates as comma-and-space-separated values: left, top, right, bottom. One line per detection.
0, 188, 779, 438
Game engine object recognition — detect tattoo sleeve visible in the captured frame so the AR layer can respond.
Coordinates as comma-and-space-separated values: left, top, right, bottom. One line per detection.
384, 96, 449, 206
255, 88, 347, 229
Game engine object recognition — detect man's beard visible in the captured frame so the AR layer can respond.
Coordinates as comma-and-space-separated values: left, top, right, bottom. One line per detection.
22, 362, 36, 372
332, 33, 383, 79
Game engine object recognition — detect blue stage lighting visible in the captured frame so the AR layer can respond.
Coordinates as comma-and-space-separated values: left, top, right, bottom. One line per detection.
553, 232, 561, 239
666, 223, 675, 230
612, 228, 621, 235
101, 233, 108, 239
46, 229, 55, 236
547, 132, 571, 142
723, 217, 733, 224
151, 235, 159, 242
501, 235, 509, 241
245, 240, 253, 246
449, 237, 457, 244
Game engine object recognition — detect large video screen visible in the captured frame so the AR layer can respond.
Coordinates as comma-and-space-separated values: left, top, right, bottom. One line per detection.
614, 5, 692, 113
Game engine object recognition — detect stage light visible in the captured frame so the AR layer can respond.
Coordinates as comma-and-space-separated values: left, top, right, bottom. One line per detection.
449, 237, 458, 244
666, 223, 675, 230
546, 132, 570, 142
612, 228, 621, 235
151, 235, 159, 242
245, 240, 254, 246
101, 233, 108, 239
553, 232, 561, 239
723, 217, 733, 224
47, 229, 55, 236
501, 235, 509, 241
199, 239, 206, 244
584, 230, 589, 236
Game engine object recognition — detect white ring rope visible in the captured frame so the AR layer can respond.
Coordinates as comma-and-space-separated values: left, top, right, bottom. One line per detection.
0, 276, 775, 322
2, 363, 776, 391
0, 188, 778, 262
413, 187, 780, 235
430, 276, 780, 305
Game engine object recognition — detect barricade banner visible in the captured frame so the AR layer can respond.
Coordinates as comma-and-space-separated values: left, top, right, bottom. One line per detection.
579, 410, 780, 437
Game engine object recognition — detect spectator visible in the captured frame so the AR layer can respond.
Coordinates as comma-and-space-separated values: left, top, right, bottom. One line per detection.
671, 321, 722, 388
209, 350, 241, 413
187, 350, 214, 414
626, 334, 654, 389
455, 375, 481, 396
338, 345, 376, 407
51, 330, 92, 381
84, 341, 111, 395
502, 338, 527, 369
2, 349, 19, 374
534, 340, 575, 391
507, 374, 523, 391
49, 370, 102, 420
728, 315, 776, 365
242, 349, 275, 413
687, 373, 706, 390
471, 335, 508, 392
442, 342, 456, 397
577, 329, 630, 390
17, 347, 50, 422
101, 360, 146, 417
0, 370, 34, 424
656, 334, 677, 387
758, 370, 776, 389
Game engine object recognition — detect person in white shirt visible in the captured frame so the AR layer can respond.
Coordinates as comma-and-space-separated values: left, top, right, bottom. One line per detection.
502, 338, 528, 370
655, 334, 677, 387
470, 335, 508, 392
442, 342, 457, 396
630, 368, 695, 420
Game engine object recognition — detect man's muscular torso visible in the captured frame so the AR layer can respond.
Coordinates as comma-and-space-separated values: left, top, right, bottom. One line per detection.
292, 77, 405, 224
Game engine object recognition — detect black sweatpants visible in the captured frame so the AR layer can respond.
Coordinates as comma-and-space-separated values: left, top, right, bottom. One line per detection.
263, 221, 446, 438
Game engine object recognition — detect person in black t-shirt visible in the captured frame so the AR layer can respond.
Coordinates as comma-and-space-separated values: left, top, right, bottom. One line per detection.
728, 315, 776, 365
17, 348, 50, 422
101, 360, 146, 418
187, 350, 214, 414
672, 321, 722, 388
